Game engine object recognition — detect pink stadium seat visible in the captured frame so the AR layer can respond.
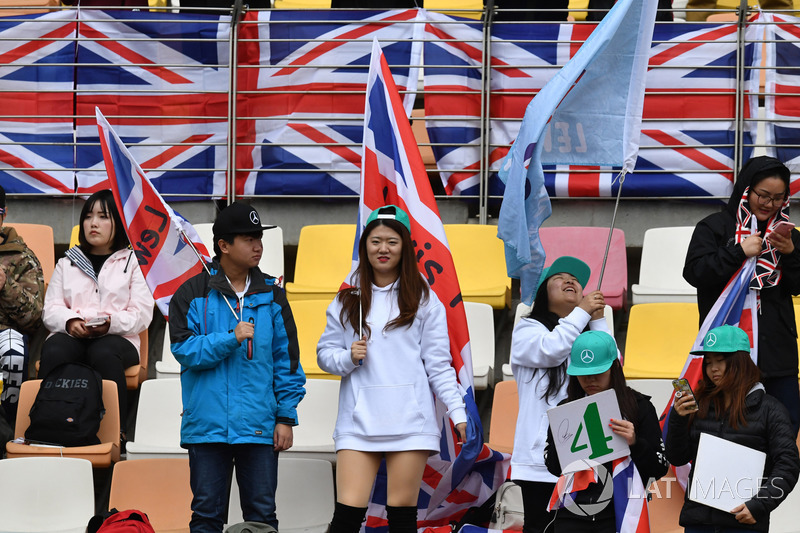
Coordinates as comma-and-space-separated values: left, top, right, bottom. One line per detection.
539, 227, 628, 310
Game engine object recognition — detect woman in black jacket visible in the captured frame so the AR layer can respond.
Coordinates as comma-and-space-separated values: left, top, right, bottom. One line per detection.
666, 325, 800, 533
684, 155, 800, 436
544, 331, 669, 533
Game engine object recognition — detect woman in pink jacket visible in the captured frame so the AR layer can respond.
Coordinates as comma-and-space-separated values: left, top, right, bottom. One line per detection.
40, 189, 154, 436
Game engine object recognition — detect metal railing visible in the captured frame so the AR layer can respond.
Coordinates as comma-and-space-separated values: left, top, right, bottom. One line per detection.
0, 1, 793, 223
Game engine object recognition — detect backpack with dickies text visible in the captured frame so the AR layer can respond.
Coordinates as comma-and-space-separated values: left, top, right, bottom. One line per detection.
24, 362, 105, 447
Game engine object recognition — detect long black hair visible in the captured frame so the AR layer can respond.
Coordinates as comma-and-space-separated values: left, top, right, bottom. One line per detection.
693, 350, 761, 430
337, 217, 428, 338
526, 278, 569, 401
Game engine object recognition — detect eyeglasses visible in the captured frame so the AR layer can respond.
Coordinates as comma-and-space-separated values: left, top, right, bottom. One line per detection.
751, 188, 787, 207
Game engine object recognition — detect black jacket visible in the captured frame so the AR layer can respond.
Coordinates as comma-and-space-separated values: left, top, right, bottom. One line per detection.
683, 208, 800, 378
544, 390, 670, 525
665, 386, 800, 532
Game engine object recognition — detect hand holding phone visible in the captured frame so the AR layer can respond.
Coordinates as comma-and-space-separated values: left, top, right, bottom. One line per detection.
672, 378, 699, 413
773, 221, 794, 238
85, 316, 109, 327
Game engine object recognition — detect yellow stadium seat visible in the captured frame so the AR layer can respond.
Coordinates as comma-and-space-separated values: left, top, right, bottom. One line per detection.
8, 223, 54, 288
487, 379, 518, 454
274, 0, 331, 7
795, 305, 800, 378
69, 224, 79, 248
291, 298, 339, 381
444, 224, 511, 309
623, 303, 699, 379
426, 0, 483, 19
568, 0, 588, 21
285, 225, 355, 303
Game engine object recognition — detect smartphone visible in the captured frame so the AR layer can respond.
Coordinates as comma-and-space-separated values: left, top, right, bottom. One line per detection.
85, 316, 109, 327
672, 378, 699, 410
773, 221, 795, 237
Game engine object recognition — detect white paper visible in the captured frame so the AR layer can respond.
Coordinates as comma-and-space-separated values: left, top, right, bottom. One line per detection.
689, 433, 767, 512
546, 389, 631, 474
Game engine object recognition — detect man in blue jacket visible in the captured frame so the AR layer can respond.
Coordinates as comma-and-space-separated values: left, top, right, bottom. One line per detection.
169, 202, 306, 533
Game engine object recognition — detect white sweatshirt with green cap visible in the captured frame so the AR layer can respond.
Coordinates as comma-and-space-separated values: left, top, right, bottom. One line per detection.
317, 282, 467, 452
509, 307, 614, 482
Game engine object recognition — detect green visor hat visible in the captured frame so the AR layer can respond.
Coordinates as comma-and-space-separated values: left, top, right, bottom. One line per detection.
536, 256, 591, 293
567, 330, 618, 376
365, 205, 411, 233
690, 325, 751, 355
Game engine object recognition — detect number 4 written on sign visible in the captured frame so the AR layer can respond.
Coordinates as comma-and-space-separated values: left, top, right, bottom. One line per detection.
570, 402, 615, 459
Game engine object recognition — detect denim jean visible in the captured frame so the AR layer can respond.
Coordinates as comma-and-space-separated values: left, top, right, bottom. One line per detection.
188, 443, 279, 533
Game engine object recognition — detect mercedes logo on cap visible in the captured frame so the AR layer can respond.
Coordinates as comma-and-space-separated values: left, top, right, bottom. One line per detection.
580, 349, 595, 363
250, 211, 260, 225
706, 333, 717, 347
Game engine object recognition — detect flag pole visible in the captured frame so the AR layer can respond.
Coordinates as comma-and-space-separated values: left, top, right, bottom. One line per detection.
596, 169, 627, 290
179, 229, 240, 321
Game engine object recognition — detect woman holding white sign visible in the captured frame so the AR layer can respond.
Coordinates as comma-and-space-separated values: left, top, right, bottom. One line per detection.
317, 205, 467, 533
543, 330, 669, 532
509, 256, 608, 533
666, 325, 799, 532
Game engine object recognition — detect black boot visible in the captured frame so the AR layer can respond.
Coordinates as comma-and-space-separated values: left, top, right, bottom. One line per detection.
386, 505, 417, 533
329, 502, 368, 533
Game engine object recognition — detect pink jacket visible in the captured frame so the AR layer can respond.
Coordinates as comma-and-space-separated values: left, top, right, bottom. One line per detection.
43, 247, 154, 353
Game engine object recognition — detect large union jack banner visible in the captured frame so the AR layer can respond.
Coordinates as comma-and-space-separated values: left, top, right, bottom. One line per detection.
235, 9, 424, 197
0, 11, 76, 194
75, 10, 230, 197
424, 14, 761, 199
0, 9, 774, 199
764, 12, 800, 195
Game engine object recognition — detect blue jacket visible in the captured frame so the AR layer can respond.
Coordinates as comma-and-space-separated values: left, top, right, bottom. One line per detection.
168, 261, 305, 446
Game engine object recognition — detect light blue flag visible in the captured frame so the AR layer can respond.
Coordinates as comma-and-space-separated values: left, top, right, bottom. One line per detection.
497, 0, 657, 305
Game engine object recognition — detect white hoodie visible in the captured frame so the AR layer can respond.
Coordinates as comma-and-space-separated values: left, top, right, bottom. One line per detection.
510, 307, 613, 482
317, 283, 467, 452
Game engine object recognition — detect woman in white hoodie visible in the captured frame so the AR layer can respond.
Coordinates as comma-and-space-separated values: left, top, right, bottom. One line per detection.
509, 256, 609, 533
318, 205, 467, 533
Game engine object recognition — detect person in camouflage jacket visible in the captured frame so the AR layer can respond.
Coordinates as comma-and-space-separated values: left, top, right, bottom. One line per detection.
0, 184, 45, 424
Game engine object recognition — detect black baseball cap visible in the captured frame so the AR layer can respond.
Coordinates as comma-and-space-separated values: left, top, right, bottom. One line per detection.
212, 202, 275, 238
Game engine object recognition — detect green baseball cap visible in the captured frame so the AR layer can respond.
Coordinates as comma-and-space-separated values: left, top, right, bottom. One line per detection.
567, 330, 618, 376
536, 256, 591, 293
365, 205, 411, 233
690, 325, 751, 355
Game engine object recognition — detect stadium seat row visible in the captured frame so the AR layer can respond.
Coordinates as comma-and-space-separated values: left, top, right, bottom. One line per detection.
0, 455, 333, 533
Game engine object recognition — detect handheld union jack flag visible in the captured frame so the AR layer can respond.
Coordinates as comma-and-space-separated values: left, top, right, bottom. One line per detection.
548, 457, 649, 533
96, 108, 212, 318
359, 40, 508, 530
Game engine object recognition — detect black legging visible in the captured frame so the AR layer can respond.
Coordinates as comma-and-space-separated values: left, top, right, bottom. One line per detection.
514, 479, 557, 533
39, 333, 139, 433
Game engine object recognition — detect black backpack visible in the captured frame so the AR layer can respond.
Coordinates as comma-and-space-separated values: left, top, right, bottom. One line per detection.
25, 362, 105, 447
